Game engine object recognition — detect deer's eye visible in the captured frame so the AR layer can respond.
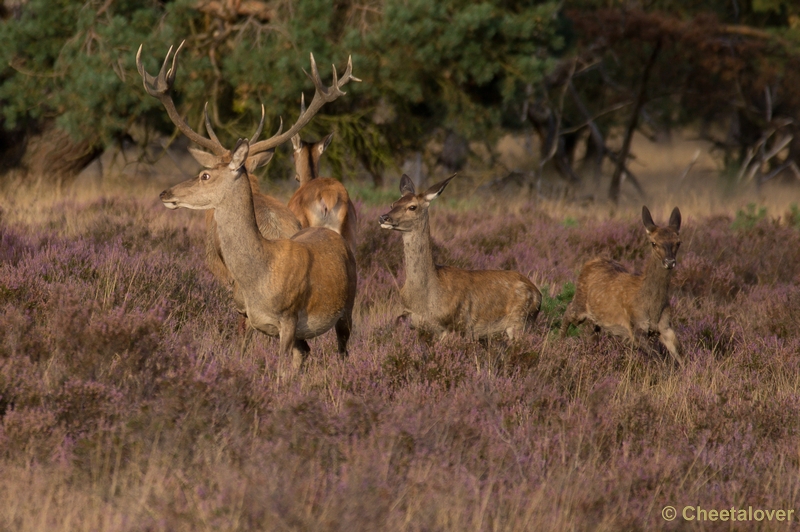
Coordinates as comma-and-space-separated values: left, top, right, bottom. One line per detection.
408, 205, 417, 211
651, 242, 657, 247
201, 173, 211, 181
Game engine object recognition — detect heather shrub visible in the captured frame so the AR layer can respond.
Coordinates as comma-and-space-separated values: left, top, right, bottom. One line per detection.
1, 185, 799, 531
539, 281, 576, 333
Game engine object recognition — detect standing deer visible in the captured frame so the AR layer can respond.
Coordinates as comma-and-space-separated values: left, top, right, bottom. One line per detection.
560, 206, 684, 366
288, 95, 357, 254
136, 41, 303, 289
379, 174, 542, 340
141, 42, 358, 371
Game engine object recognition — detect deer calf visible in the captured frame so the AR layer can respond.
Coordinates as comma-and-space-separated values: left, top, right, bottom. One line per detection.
379, 175, 541, 340
288, 110, 357, 254
560, 206, 683, 365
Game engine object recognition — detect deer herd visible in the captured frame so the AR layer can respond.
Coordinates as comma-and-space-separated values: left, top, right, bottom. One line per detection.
140, 42, 685, 374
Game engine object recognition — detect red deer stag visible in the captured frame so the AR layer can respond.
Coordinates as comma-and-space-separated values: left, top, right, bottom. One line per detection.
142, 42, 358, 372
560, 206, 684, 366
379, 174, 542, 340
288, 95, 358, 254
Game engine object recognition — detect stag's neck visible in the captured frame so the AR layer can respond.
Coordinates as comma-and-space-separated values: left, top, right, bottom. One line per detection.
639, 253, 673, 319
401, 215, 439, 298
213, 174, 274, 287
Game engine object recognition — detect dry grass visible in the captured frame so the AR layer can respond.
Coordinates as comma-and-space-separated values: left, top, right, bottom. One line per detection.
0, 167, 799, 531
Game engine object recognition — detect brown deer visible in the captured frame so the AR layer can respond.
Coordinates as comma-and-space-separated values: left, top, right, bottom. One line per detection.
379, 174, 542, 340
560, 206, 684, 366
140, 42, 358, 370
288, 95, 358, 254
136, 42, 310, 288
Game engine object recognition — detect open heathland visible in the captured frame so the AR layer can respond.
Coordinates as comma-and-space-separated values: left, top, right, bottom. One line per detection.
1, 179, 800, 531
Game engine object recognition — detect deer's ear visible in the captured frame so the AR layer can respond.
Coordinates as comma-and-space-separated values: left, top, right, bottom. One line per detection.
291, 134, 303, 152
189, 147, 221, 169
669, 207, 682, 232
319, 132, 334, 155
245, 149, 274, 174
423, 173, 456, 202
400, 174, 416, 196
642, 205, 657, 233
229, 139, 249, 172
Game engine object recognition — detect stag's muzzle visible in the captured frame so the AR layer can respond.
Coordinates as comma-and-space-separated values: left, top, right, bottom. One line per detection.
663, 258, 676, 269
379, 214, 395, 229
160, 189, 179, 209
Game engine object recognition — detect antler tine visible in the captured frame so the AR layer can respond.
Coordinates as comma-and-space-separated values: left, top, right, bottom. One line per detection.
342, 55, 362, 84
300, 93, 306, 115
135, 41, 228, 157
250, 105, 266, 144
203, 102, 222, 146
249, 53, 357, 154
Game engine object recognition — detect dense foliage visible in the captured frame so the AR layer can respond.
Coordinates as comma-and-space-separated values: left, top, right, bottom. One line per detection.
0, 0, 565, 182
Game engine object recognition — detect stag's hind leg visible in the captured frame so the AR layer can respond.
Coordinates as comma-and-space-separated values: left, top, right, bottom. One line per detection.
335, 314, 351, 358
292, 339, 311, 371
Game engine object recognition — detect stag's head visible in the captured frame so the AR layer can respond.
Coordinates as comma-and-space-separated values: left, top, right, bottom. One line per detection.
379, 174, 456, 232
291, 94, 334, 184
642, 206, 682, 269
136, 41, 359, 209
160, 140, 253, 210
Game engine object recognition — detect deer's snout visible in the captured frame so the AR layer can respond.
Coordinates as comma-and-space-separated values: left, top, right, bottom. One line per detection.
379, 214, 395, 229
160, 189, 178, 209
663, 258, 676, 269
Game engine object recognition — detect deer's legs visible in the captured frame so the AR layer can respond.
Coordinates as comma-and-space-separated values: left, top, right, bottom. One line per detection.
278, 317, 299, 375
292, 339, 311, 371
239, 317, 255, 356
335, 314, 351, 358
657, 311, 683, 367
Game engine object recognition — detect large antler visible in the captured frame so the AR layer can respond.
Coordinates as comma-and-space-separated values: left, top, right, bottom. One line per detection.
136, 41, 228, 157
249, 53, 360, 155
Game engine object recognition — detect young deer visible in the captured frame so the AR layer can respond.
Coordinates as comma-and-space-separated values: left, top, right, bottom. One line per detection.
288, 96, 357, 254
140, 42, 358, 369
560, 206, 684, 366
379, 175, 542, 340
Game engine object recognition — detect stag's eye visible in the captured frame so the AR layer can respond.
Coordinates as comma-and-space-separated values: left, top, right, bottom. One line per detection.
651, 242, 657, 247
201, 173, 211, 181
408, 205, 417, 211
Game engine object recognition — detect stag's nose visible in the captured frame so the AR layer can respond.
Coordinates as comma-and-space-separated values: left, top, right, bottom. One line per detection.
664, 258, 676, 269
379, 214, 391, 224
159, 189, 169, 200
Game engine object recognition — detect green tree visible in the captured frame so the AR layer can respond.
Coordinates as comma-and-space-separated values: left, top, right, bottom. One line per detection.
0, 0, 567, 184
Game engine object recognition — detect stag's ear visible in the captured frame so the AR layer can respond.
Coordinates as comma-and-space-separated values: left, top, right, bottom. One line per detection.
400, 174, 416, 196
291, 134, 303, 152
189, 147, 221, 169
229, 139, 249, 173
669, 206, 682, 232
642, 205, 657, 233
319, 132, 334, 155
245, 149, 274, 174
423, 173, 457, 202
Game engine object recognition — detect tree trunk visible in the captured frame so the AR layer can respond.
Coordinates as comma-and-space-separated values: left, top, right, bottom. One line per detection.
609, 39, 661, 204
18, 123, 102, 183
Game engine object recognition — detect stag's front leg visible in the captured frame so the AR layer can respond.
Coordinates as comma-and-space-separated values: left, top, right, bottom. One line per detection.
278, 317, 300, 376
